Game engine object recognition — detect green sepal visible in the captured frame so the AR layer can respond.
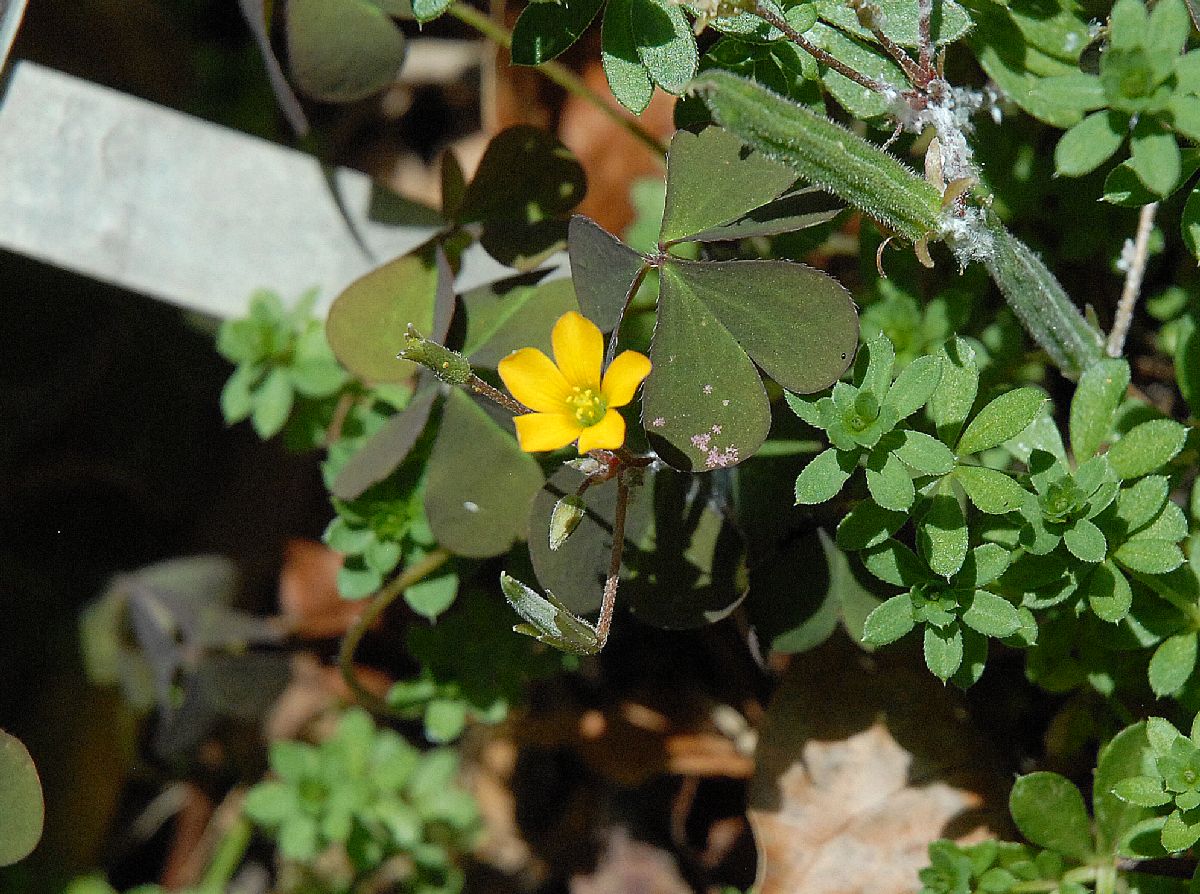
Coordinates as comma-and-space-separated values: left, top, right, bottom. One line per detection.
499, 573, 601, 655
549, 495, 587, 551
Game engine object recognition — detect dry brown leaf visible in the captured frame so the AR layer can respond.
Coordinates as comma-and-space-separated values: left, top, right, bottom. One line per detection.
749, 639, 1011, 894
558, 62, 674, 235
265, 654, 393, 742
569, 828, 692, 894
513, 693, 754, 787
277, 539, 366, 639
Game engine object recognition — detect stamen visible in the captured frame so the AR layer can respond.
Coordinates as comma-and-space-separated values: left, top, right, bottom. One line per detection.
567, 387, 608, 427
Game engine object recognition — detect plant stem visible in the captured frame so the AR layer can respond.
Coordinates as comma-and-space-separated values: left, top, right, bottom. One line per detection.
917, 0, 934, 73
448, 1, 667, 158
338, 548, 453, 715
594, 476, 630, 649
196, 815, 253, 894
606, 264, 651, 365
851, 0, 924, 85
1107, 201, 1159, 358
470, 373, 529, 415
1010, 865, 1099, 894
753, 1, 890, 94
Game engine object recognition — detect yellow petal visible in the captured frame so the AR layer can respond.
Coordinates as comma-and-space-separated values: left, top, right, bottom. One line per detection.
551, 311, 604, 390
576, 409, 626, 453
600, 350, 652, 408
514, 412, 584, 452
498, 348, 572, 413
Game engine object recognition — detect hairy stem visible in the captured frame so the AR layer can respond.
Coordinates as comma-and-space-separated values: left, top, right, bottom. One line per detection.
448, 2, 667, 157
469, 373, 529, 416
917, 0, 934, 73
753, 1, 890, 94
338, 548, 453, 715
850, 0, 924, 85
1106, 201, 1159, 358
594, 476, 630, 649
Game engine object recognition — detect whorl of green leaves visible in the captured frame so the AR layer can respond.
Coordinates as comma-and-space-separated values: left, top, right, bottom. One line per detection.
690, 70, 943, 244
243, 708, 478, 877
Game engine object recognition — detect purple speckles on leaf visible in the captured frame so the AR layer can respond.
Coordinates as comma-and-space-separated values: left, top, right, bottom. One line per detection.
691, 432, 712, 450
703, 384, 714, 395
711, 424, 722, 434
704, 445, 739, 469
652, 417, 666, 428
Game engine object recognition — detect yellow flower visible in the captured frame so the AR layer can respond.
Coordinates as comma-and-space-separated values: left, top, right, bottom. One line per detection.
498, 311, 652, 453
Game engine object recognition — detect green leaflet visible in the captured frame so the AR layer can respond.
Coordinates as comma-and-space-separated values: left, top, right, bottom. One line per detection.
813, 0, 974, 48
659, 127, 796, 245
1009, 772, 1092, 861
632, 0, 698, 94
0, 732, 43, 866
692, 70, 943, 244
1069, 359, 1130, 462
511, 0, 605, 65
602, 0, 654, 113
423, 390, 544, 559
287, 0, 407, 101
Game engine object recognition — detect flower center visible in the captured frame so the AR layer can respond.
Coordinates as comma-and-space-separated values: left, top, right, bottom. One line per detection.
567, 387, 607, 427
846, 391, 880, 433
1041, 478, 1084, 524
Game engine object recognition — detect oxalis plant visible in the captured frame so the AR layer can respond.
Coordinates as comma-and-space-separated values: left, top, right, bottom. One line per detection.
57, 0, 1200, 889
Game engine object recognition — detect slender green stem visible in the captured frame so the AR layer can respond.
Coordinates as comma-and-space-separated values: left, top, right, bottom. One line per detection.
448, 2, 667, 158
1010, 865, 1099, 894
338, 548, 453, 715
197, 816, 253, 894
